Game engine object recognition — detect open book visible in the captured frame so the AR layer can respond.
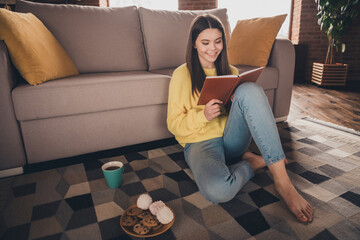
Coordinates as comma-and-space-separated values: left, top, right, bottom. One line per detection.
197, 67, 264, 105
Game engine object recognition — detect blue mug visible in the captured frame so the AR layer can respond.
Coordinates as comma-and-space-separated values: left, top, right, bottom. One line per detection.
102, 161, 124, 188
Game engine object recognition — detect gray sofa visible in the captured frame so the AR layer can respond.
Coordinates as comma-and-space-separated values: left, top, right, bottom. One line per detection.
0, 0, 295, 177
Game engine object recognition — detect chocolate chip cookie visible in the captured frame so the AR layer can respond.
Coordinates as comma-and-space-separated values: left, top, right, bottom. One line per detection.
127, 206, 143, 216
121, 215, 137, 227
137, 210, 152, 219
141, 215, 158, 227
151, 221, 162, 231
133, 223, 150, 235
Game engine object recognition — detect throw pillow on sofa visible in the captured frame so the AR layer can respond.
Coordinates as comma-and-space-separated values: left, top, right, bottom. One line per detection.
0, 9, 78, 86
16, 0, 148, 73
228, 14, 287, 67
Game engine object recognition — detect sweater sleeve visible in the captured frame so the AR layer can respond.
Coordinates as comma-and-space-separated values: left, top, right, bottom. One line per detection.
167, 66, 208, 139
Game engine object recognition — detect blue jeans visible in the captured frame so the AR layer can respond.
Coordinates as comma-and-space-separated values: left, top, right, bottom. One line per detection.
184, 82, 285, 204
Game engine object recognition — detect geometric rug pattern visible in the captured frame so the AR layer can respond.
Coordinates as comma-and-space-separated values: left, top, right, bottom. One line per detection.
1, 117, 360, 240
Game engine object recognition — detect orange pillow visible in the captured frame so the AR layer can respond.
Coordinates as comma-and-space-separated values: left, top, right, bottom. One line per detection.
0, 9, 78, 85
228, 14, 287, 67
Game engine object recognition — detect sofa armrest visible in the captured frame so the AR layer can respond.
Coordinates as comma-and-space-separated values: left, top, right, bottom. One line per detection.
268, 39, 295, 121
0, 41, 26, 173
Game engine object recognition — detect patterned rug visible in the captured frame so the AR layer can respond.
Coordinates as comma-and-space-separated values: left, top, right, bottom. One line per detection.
1, 117, 360, 240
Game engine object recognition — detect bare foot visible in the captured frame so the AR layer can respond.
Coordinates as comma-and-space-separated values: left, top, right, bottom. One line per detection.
242, 151, 266, 171
268, 160, 313, 223
275, 181, 313, 223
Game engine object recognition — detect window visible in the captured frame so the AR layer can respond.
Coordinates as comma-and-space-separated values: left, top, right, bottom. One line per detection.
109, 0, 177, 10
219, 0, 291, 38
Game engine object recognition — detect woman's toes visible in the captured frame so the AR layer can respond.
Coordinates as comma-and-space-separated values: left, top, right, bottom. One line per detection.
297, 213, 309, 223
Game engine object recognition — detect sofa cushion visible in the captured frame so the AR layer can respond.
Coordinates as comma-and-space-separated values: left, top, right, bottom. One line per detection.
16, 0, 147, 73
150, 68, 176, 77
228, 14, 287, 67
0, 9, 78, 85
12, 72, 170, 121
139, 7, 230, 71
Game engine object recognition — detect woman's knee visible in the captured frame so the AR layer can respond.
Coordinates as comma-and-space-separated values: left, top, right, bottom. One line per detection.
233, 82, 264, 102
199, 179, 235, 204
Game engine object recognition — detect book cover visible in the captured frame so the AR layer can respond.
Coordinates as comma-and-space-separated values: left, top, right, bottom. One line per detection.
197, 67, 264, 105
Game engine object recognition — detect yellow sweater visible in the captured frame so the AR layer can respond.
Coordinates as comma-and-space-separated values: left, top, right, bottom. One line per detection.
167, 63, 239, 147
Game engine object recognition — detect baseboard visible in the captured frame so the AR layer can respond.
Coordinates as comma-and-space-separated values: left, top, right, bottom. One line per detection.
0, 167, 24, 178
275, 116, 288, 123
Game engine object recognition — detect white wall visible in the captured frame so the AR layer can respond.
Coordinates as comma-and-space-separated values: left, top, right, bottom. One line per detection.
218, 0, 292, 38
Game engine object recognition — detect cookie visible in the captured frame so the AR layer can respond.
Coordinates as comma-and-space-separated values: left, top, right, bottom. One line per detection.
151, 222, 163, 231
127, 207, 143, 216
141, 215, 158, 227
156, 205, 174, 224
133, 223, 150, 235
137, 210, 152, 219
137, 193, 152, 210
149, 200, 165, 215
121, 215, 137, 227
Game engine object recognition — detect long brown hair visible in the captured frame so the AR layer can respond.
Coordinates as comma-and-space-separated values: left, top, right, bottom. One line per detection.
186, 14, 232, 96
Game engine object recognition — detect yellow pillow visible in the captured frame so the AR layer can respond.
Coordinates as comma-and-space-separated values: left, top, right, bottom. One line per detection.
0, 9, 78, 86
228, 14, 287, 67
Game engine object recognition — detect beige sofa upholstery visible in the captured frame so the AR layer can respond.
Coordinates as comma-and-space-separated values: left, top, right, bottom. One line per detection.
0, 0, 295, 177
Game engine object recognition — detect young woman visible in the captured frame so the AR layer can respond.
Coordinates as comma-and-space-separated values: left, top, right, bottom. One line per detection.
167, 14, 313, 223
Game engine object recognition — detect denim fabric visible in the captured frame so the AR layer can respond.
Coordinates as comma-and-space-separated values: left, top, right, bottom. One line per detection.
184, 82, 285, 204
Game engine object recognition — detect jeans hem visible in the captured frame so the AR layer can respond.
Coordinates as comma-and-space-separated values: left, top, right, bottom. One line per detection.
266, 154, 286, 166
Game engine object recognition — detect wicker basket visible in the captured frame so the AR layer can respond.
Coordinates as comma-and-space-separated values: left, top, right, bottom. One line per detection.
311, 63, 348, 86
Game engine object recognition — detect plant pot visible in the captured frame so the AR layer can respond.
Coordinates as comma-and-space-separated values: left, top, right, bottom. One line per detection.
311, 62, 348, 86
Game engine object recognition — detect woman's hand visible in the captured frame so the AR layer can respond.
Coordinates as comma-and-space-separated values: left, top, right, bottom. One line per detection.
204, 99, 223, 121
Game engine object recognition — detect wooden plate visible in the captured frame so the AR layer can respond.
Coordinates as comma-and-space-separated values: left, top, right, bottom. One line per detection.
120, 204, 175, 238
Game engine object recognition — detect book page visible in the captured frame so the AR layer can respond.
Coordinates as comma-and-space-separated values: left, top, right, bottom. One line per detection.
197, 67, 264, 105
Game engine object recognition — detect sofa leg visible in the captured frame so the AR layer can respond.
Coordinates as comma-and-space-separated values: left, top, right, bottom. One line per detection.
0, 167, 24, 178
275, 116, 288, 123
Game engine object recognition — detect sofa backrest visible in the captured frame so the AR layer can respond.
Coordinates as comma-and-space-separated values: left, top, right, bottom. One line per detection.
16, 0, 147, 73
138, 7, 230, 71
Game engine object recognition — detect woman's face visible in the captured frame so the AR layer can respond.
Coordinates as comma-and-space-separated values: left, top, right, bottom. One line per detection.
194, 28, 223, 69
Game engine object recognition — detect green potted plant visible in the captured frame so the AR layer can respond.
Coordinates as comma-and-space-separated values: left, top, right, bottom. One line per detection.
311, 0, 359, 86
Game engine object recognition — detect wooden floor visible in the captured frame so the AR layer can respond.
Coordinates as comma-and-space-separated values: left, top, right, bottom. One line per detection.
287, 82, 360, 131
